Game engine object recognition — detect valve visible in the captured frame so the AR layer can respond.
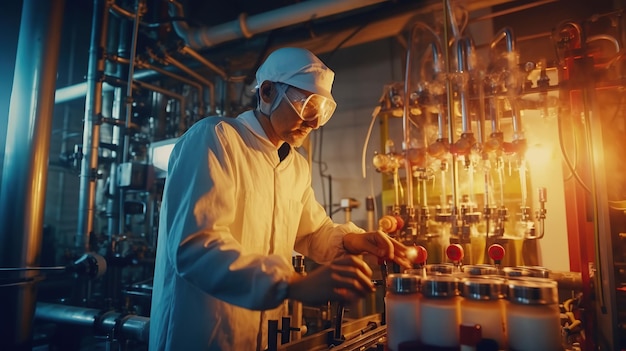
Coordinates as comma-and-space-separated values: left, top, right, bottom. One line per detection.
488, 244, 506, 270
446, 244, 464, 270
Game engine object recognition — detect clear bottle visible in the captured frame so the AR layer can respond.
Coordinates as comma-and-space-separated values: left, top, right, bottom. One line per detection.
420, 275, 460, 348
506, 277, 562, 351
385, 273, 421, 351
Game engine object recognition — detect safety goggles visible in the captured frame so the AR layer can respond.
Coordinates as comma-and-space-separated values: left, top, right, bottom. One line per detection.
280, 86, 337, 126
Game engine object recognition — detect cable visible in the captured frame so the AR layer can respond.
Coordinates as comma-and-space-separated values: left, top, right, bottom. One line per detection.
326, 22, 370, 64
361, 105, 381, 179
557, 106, 591, 193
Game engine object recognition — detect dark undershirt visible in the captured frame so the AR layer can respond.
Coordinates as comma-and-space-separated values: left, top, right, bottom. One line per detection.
278, 142, 290, 162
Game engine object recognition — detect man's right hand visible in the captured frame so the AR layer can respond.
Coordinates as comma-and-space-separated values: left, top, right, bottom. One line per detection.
286, 255, 375, 305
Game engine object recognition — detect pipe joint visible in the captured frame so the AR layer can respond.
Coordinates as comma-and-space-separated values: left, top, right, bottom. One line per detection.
238, 13, 253, 39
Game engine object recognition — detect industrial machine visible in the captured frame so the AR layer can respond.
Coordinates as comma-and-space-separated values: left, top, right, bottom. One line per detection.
1, 0, 625, 350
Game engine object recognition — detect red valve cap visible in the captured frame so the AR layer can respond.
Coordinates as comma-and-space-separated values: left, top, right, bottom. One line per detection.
446, 244, 464, 261
415, 245, 428, 264
488, 244, 505, 261
394, 215, 405, 231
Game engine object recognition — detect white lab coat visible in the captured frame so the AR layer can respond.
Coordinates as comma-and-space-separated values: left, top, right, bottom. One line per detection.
149, 111, 363, 351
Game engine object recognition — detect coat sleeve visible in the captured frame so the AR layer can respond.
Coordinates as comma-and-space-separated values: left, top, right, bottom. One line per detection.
161, 121, 292, 310
292, 174, 365, 265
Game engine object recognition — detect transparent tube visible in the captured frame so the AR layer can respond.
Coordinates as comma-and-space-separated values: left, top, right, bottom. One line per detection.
519, 161, 527, 207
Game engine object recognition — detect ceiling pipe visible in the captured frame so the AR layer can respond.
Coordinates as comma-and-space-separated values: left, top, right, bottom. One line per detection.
167, 0, 390, 50
178, 45, 228, 81
57, 0, 390, 104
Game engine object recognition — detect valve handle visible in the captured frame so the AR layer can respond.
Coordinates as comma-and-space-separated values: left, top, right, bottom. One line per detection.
378, 215, 398, 233
393, 215, 405, 231
415, 245, 428, 264
446, 244, 464, 262
488, 244, 505, 262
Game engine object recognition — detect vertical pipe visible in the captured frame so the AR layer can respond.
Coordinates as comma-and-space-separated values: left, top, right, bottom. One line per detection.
122, 0, 145, 164
491, 27, 523, 141
56, 29, 78, 225
77, 0, 110, 252
0, 0, 65, 349
456, 38, 471, 134
456, 37, 475, 135
443, 0, 459, 211
103, 6, 122, 244
105, 11, 124, 305
403, 26, 416, 211
109, 15, 126, 241
366, 196, 375, 232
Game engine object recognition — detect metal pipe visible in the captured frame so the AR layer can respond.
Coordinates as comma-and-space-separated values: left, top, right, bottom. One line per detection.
55, 69, 159, 103
0, 0, 65, 349
164, 53, 216, 113
490, 27, 516, 54
107, 54, 207, 116
442, 0, 457, 202
134, 80, 186, 104
403, 23, 437, 211
136, 58, 206, 114
76, 0, 110, 252
133, 79, 187, 134
429, 39, 444, 75
110, 1, 135, 19
587, 34, 621, 53
122, 0, 145, 165
35, 302, 151, 343
411, 23, 444, 143
456, 37, 474, 134
178, 45, 228, 81
470, 0, 558, 23
53, 0, 411, 105
168, 0, 390, 50
366, 196, 375, 232
56, 25, 78, 229
490, 27, 524, 140
108, 12, 126, 243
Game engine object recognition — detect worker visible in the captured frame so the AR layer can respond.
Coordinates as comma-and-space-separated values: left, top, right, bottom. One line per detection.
149, 47, 413, 351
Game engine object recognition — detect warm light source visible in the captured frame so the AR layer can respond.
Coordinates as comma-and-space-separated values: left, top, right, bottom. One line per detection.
524, 141, 553, 171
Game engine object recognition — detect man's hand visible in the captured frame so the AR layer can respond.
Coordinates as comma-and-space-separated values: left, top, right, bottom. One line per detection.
342, 231, 413, 269
287, 255, 375, 305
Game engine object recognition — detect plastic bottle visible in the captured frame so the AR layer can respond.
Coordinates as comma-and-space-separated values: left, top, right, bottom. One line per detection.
385, 273, 421, 351
420, 275, 461, 348
460, 276, 507, 349
506, 277, 562, 351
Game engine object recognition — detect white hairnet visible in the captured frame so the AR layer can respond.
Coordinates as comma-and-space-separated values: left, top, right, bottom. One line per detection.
256, 47, 335, 102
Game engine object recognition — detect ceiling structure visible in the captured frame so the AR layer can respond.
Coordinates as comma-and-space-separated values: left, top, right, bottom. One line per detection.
55, 0, 566, 105
155, 0, 539, 79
